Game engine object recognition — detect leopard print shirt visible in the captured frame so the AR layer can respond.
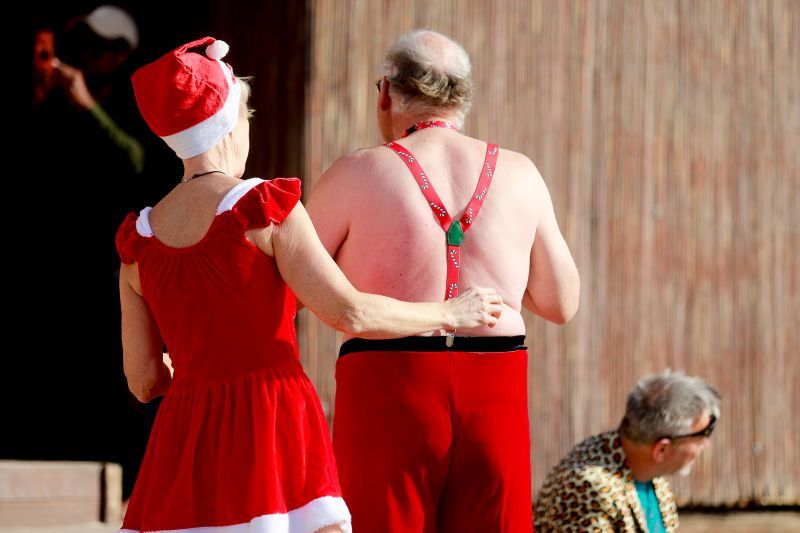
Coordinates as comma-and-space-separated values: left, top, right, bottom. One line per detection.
534, 430, 679, 533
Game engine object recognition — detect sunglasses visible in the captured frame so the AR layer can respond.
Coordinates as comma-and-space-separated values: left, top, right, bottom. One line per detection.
666, 414, 717, 440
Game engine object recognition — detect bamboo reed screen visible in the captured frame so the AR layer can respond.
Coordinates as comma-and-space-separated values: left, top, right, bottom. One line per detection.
298, 0, 799, 505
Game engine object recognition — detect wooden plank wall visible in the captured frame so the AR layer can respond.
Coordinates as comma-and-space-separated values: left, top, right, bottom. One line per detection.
299, 0, 799, 505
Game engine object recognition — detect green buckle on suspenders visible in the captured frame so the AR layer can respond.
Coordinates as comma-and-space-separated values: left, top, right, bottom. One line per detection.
447, 220, 464, 246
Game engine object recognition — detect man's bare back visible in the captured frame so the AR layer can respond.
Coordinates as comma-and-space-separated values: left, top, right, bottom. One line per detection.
307, 127, 578, 338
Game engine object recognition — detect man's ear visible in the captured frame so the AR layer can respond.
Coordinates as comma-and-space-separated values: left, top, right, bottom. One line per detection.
379, 76, 392, 111
651, 438, 671, 463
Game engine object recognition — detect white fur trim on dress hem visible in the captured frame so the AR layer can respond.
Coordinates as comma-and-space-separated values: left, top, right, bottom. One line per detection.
161, 60, 241, 160
119, 495, 351, 533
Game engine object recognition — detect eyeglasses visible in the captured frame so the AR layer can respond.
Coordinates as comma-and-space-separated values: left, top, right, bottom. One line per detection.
666, 414, 717, 440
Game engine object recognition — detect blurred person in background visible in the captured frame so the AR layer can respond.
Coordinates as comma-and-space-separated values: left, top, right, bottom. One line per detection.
33, 4, 144, 175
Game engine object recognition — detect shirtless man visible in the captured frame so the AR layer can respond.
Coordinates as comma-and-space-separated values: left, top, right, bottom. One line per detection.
306, 29, 580, 533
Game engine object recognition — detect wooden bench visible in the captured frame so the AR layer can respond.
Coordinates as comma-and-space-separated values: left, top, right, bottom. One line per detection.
0, 461, 121, 529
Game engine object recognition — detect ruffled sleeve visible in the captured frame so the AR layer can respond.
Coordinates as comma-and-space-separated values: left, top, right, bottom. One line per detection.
233, 177, 302, 230
115, 212, 144, 264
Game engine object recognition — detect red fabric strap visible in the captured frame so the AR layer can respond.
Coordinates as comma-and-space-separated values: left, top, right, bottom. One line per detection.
385, 141, 499, 301
402, 119, 459, 138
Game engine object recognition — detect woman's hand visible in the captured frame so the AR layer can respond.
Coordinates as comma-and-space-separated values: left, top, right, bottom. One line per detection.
446, 287, 504, 330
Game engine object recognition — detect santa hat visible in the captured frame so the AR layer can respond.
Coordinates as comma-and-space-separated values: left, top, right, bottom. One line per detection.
131, 37, 241, 159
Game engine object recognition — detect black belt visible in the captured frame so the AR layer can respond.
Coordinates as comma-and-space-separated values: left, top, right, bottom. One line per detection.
339, 335, 526, 358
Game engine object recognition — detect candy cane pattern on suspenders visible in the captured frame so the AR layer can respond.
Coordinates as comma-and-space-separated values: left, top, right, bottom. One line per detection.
385, 122, 499, 345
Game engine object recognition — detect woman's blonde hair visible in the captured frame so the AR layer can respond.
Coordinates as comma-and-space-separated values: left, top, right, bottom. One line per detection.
237, 77, 254, 119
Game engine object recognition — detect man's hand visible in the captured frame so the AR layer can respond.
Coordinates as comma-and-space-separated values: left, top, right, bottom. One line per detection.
52, 58, 97, 110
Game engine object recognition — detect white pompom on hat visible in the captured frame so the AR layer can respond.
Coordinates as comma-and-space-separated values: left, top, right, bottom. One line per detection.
205, 40, 229, 60
131, 37, 241, 159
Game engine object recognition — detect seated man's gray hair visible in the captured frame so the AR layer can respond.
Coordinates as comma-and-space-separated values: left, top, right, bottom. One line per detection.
383, 29, 473, 128
619, 370, 721, 444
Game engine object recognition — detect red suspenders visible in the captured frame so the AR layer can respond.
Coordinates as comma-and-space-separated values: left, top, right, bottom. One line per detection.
386, 129, 499, 342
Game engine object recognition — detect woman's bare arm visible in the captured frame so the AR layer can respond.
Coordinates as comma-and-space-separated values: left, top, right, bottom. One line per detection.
119, 263, 172, 402
259, 203, 502, 338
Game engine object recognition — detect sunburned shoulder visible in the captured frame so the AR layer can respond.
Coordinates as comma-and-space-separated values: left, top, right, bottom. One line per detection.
476, 148, 546, 204
497, 148, 544, 181
316, 146, 400, 188
498, 147, 534, 165
340, 145, 398, 167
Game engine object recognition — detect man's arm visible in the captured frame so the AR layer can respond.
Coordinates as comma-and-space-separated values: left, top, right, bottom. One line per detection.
305, 155, 355, 257
523, 170, 580, 324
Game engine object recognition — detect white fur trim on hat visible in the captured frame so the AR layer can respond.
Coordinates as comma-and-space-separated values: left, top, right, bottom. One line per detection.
161, 61, 241, 159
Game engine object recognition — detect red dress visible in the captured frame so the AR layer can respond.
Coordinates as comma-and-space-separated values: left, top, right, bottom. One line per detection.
115, 178, 350, 533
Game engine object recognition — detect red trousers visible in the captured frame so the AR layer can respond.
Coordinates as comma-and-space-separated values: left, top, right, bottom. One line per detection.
333, 341, 532, 533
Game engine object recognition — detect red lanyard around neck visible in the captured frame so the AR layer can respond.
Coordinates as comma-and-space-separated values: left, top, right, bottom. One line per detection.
402, 120, 459, 138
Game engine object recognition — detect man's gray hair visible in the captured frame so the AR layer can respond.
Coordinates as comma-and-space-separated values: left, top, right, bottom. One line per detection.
383, 29, 473, 128
619, 370, 721, 444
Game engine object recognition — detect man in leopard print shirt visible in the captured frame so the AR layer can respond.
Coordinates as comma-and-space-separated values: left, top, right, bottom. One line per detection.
534, 371, 720, 532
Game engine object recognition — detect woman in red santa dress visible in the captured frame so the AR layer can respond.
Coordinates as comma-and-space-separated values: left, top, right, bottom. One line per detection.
115, 37, 503, 533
